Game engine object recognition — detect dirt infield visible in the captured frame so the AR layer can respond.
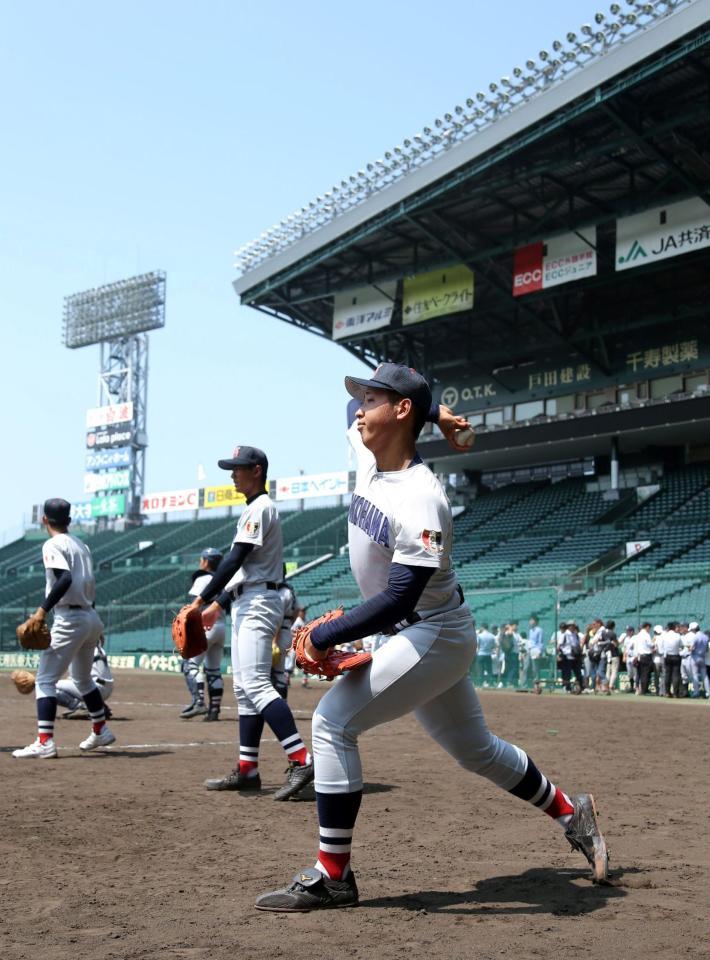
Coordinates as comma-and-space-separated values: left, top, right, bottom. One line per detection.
2, 671, 708, 960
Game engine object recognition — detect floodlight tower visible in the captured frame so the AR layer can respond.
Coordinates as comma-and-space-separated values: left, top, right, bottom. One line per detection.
63, 271, 166, 523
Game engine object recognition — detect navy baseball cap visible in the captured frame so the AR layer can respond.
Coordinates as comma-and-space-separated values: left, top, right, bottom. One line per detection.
217, 445, 268, 473
44, 498, 71, 526
200, 547, 223, 562
345, 362, 432, 412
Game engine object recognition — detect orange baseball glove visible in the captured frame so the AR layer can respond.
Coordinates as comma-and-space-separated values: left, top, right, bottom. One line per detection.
292, 609, 372, 680
16, 616, 51, 650
171, 605, 208, 659
10, 669, 36, 694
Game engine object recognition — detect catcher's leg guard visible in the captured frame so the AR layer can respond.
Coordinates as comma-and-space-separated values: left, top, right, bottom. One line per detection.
205, 667, 223, 715
181, 657, 202, 700
271, 667, 289, 700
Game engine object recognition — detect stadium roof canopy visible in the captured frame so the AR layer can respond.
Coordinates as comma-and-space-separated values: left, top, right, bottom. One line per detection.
232, 0, 710, 383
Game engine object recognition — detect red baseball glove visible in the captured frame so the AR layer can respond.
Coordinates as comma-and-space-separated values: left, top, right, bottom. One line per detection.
172, 605, 208, 659
292, 608, 372, 680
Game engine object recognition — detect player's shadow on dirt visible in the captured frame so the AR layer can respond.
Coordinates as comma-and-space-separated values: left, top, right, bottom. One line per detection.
362, 866, 628, 915
81, 749, 174, 758
362, 782, 396, 795
265, 781, 396, 802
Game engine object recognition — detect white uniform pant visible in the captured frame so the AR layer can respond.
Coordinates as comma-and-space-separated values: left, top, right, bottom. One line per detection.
231, 588, 283, 716
312, 604, 527, 793
186, 620, 226, 675
35, 608, 104, 701
680, 656, 693, 686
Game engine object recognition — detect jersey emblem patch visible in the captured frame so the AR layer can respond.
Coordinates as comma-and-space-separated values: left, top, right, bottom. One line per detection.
421, 530, 443, 556
245, 520, 260, 537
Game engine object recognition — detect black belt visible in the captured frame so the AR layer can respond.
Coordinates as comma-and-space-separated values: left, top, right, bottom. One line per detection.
235, 581, 278, 597
68, 604, 89, 610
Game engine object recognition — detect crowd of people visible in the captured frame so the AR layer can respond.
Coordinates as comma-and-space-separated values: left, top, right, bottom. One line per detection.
474, 617, 710, 699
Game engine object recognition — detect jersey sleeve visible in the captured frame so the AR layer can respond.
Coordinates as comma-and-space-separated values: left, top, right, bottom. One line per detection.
42, 539, 70, 572
391, 491, 450, 569
233, 501, 269, 548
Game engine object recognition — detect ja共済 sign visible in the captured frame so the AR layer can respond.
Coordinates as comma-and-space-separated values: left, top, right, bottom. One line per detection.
616, 197, 710, 271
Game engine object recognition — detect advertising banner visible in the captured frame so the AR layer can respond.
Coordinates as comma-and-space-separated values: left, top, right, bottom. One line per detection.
403, 264, 473, 326
275, 471, 349, 501
86, 426, 134, 449
513, 229, 597, 297
437, 336, 704, 412
616, 197, 710, 271
85, 447, 132, 470
83, 469, 131, 494
332, 283, 396, 341
141, 489, 199, 514
73, 494, 126, 521
202, 484, 246, 509
86, 402, 134, 429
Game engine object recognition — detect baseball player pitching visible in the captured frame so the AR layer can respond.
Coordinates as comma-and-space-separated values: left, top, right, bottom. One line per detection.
255, 364, 608, 911
12, 498, 115, 758
186, 446, 313, 800
180, 547, 228, 721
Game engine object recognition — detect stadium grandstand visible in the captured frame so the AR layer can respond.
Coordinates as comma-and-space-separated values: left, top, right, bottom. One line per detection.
2, 0, 710, 682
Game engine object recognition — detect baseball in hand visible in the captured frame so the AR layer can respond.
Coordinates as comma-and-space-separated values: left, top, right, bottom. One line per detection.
453, 425, 475, 449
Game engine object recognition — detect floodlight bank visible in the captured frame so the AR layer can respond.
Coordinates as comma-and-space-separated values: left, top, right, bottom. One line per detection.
233, 0, 694, 278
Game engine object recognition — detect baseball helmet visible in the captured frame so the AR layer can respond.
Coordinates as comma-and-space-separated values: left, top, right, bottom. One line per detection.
201, 547, 223, 563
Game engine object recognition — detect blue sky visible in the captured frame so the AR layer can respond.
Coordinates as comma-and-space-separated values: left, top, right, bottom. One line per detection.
1, 0, 598, 540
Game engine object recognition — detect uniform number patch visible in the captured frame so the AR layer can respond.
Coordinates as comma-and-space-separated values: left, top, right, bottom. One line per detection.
421, 529, 443, 556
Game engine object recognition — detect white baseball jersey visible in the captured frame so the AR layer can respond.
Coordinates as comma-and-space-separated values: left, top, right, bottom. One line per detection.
190, 571, 226, 626
225, 493, 283, 590
346, 421, 458, 611
42, 533, 96, 608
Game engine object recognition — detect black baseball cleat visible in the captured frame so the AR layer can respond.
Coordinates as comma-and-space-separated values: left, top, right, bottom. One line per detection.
203, 706, 220, 722
565, 793, 609, 883
272, 760, 315, 801
255, 867, 358, 912
204, 768, 262, 791
103, 703, 113, 721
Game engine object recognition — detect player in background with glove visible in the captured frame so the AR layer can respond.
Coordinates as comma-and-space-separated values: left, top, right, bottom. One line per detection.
185, 446, 314, 800
12, 498, 115, 759
179, 547, 228, 721
256, 363, 607, 912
